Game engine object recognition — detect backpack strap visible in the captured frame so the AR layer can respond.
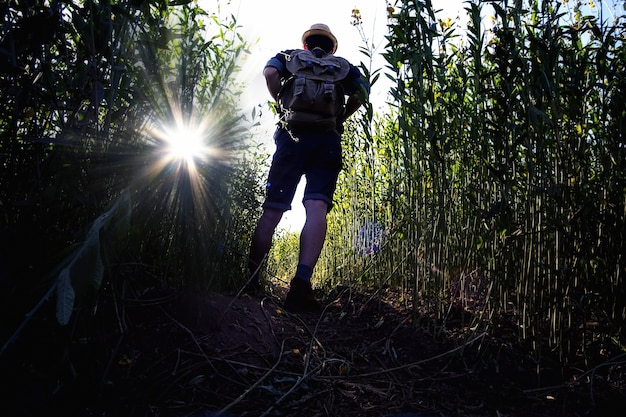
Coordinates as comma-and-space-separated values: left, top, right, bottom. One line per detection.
323, 80, 334, 98
294, 76, 306, 96
323, 63, 336, 98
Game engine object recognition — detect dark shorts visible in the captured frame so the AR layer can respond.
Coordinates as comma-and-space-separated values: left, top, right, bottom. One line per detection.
262, 128, 342, 212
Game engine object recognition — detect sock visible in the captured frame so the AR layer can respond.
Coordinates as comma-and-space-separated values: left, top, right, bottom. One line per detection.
295, 264, 313, 282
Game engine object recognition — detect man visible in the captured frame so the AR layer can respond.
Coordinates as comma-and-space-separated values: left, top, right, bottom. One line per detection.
246, 23, 369, 313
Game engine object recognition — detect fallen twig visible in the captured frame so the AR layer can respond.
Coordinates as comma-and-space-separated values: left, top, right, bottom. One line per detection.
216, 339, 287, 416
323, 331, 487, 379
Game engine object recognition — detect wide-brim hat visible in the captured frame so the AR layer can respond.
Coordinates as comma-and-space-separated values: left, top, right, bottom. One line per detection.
302, 23, 338, 54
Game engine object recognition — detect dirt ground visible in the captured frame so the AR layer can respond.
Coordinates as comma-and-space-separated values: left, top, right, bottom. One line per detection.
1, 281, 623, 417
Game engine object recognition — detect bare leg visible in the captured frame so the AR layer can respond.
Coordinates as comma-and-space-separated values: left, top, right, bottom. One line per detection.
284, 199, 328, 313
298, 199, 329, 268
248, 208, 284, 283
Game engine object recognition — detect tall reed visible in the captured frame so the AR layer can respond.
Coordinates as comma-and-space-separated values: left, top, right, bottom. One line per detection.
299, 0, 626, 376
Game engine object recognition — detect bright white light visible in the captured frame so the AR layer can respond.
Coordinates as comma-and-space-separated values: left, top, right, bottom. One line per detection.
164, 126, 205, 165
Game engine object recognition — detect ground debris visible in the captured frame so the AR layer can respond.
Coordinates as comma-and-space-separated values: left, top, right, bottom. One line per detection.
1, 284, 621, 417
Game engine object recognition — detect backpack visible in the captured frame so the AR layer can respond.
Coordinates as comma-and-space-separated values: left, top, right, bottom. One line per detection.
277, 48, 351, 132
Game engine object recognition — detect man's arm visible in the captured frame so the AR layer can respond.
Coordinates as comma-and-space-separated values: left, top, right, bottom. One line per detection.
342, 66, 370, 120
264, 66, 282, 100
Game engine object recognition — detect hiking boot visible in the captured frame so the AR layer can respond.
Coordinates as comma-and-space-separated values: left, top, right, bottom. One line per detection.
283, 277, 321, 313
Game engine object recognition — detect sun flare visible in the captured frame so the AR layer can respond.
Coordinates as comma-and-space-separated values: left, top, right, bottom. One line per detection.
163, 125, 206, 166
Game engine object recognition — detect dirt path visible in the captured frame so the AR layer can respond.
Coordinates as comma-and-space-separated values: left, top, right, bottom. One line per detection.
1, 284, 619, 417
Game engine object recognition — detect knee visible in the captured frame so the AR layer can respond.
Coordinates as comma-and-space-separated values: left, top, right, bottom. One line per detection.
303, 199, 328, 214
260, 208, 284, 229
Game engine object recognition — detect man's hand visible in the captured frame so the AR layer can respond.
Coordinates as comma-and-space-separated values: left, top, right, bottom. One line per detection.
344, 94, 362, 119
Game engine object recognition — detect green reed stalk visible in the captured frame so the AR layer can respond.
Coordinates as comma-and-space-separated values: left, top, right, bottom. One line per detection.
272, 0, 625, 376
